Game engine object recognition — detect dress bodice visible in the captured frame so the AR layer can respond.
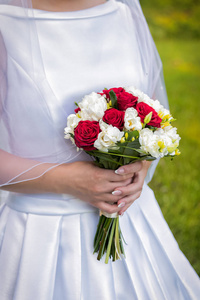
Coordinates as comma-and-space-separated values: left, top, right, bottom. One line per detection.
0, 0, 147, 163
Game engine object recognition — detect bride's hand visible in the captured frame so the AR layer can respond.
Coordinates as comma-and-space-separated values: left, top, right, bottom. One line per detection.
113, 161, 152, 215
53, 161, 140, 214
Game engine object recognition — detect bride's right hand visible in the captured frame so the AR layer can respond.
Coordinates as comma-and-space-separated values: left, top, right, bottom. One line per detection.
51, 161, 133, 214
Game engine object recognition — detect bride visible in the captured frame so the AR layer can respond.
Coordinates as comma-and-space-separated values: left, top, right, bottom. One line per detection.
0, 0, 199, 299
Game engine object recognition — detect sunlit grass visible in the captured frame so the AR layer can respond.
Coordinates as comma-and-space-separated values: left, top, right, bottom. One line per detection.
149, 39, 200, 275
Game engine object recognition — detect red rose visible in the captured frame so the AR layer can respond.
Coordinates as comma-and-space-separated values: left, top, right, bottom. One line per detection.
101, 87, 138, 111
100, 87, 124, 99
136, 102, 162, 127
74, 120, 100, 151
117, 91, 138, 111
102, 108, 125, 130
74, 107, 81, 114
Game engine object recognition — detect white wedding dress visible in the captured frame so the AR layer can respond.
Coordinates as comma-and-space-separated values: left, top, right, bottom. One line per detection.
0, 1, 199, 299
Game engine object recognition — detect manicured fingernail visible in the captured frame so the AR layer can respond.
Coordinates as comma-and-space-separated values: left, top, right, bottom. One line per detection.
118, 202, 125, 208
120, 212, 124, 217
115, 168, 124, 174
112, 190, 122, 196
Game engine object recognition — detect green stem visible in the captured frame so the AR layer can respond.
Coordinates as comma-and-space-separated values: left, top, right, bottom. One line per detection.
105, 218, 117, 264
93, 216, 107, 252
97, 218, 113, 260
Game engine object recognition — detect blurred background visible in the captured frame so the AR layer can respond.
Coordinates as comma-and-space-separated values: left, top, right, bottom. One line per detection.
140, 0, 200, 276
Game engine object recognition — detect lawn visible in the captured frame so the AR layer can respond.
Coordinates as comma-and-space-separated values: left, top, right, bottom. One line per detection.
149, 39, 200, 276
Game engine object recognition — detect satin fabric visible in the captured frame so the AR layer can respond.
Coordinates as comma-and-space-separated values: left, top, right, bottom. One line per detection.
0, 1, 200, 299
1, 184, 200, 299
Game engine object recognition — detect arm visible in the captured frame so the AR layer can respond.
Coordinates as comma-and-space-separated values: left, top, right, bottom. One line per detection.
1, 151, 145, 214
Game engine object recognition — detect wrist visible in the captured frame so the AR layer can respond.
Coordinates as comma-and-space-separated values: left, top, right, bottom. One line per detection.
43, 162, 75, 194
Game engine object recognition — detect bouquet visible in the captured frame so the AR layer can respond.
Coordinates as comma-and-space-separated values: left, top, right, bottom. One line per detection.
64, 86, 181, 263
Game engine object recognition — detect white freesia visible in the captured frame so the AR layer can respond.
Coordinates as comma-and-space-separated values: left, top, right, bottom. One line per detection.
64, 114, 80, 140
154, 128, 174, 156
162, 126, 181, 155
79, 92, 107, 121
164, 126, 181, 143
124, 107, 142, 131
94, 122, 124, 152
139, 127, 181, 158
139, 128, 162, 158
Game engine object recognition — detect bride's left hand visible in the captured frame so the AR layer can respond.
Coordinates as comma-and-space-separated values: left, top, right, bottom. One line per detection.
114, 160, 152, 215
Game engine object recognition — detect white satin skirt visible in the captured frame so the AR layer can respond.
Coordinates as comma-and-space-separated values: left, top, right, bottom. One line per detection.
0, 183, 199, 300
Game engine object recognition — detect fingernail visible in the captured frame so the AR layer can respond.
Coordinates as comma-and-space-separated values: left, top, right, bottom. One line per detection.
120, 212, 124, 217
115, 168, 124, 174
112, 190, 122, 196
118, 202, 125, 208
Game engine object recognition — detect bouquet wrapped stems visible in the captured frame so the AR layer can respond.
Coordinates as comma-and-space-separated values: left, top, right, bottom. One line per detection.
93, 213, 125, 264
88, 144, 155, 263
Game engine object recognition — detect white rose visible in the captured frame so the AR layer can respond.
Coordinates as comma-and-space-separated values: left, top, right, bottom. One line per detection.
64, 114, 80, 139
99, 119, 109, 131
124, 107, 142, 131
94, 124, 124, 152
79, 92, 107, 121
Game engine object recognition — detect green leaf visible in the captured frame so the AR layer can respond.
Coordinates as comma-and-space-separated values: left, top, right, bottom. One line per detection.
109, 90, 118, 109
125, 130, 139, 141
69, 133, 74, 138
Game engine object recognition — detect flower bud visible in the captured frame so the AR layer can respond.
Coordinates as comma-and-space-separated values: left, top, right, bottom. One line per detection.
167, 143, 178, 153
161, 121, 170, 129
158, 140, 165, 151
175, 149, 181, 156
144, 112, 152, 124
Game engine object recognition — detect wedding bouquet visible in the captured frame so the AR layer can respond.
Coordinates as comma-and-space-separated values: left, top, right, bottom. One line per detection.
64, 86, 181, 263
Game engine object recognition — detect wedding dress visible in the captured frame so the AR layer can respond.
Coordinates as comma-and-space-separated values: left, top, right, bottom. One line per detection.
0, 1, 199, 299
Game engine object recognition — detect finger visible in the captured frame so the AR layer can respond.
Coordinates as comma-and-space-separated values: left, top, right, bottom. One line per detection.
117, 190, 141, 207
118, 191, 142, 214
109, 177, 132, 192
92, 177, 132, 197
115, 161, 142, 175
113, 180, 143, 198
96, 201, 119, 215
106, 170, 134, 182
92, 189, 127, 203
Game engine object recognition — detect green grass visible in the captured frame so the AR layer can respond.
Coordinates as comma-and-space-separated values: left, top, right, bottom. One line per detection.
140, 0, 200, 39
149, 39, 200, 276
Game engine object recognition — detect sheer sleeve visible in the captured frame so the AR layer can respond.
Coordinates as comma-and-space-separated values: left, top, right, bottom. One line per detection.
0, 3, 77, 187
0, 30, 55, 187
